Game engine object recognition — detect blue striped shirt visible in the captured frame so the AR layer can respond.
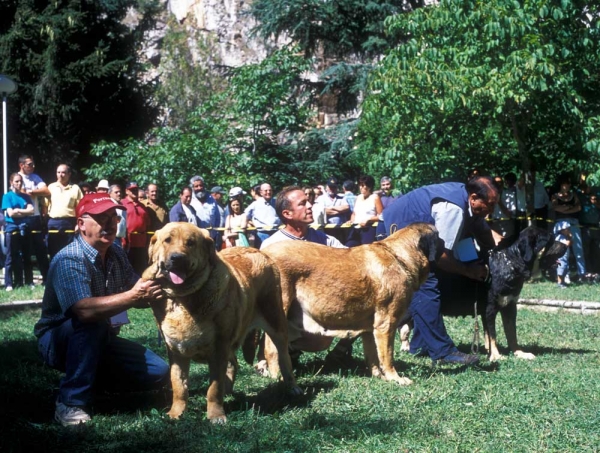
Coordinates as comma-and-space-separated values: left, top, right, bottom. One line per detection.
34, 235, 138, 338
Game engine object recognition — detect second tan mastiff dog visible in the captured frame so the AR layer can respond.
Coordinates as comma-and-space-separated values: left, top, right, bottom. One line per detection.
260, 222, 440, 385
142, 223, 301, 423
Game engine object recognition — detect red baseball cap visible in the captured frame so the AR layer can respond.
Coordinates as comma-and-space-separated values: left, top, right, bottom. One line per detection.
76, 194, 125, 218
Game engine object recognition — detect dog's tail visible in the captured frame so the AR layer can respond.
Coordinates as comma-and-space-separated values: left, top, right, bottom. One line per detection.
242, 329, 261, 365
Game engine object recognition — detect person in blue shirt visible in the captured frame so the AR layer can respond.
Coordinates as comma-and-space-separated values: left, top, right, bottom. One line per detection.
34, 194, 169, 426
1, 172, 35, 290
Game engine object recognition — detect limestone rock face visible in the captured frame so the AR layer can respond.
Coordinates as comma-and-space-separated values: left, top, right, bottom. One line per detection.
165, 0, 282, 67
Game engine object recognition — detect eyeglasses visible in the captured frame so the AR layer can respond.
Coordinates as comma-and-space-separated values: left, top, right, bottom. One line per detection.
81, 214, 121, 226
24, 162, 35, 167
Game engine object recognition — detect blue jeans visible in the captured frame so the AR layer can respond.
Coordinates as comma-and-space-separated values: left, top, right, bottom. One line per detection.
409, 272, 457, 360
4, 225, 33, 287
47, 217, 77, 262
554, 218, 586, 277
38, 317, 169, 407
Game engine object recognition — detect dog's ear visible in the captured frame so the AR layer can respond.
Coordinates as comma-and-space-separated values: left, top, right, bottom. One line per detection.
147, 233, 158, 263
518, 236, 535, 263
419, 227, 441, 263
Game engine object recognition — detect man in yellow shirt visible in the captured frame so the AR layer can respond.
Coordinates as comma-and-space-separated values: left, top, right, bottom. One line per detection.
47, 164, 83, 260
141, 183, 168, 233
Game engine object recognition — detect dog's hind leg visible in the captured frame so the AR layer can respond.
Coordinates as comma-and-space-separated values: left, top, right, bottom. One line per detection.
501, 303, 535, 360
262, 331, 303, 396
167, 352, 191, 419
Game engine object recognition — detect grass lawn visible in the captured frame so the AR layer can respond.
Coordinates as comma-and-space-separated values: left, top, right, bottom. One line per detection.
2, 291, 600, 453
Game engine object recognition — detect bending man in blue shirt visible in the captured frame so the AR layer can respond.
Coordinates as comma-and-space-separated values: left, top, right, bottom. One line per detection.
383, 176, 503, 365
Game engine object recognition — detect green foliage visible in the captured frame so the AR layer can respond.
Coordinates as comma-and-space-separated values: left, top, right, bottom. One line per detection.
358, 0, 600, 191
0, 0, 160, 171
86, 48, 321, 204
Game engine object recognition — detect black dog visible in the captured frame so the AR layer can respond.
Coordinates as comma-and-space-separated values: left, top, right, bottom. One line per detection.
400, 226, 567, 361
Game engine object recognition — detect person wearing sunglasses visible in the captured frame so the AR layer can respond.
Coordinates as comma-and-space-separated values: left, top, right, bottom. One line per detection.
34, 194, 169, 426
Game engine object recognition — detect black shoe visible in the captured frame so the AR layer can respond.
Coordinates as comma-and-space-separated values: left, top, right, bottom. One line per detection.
435, 351, 480, 366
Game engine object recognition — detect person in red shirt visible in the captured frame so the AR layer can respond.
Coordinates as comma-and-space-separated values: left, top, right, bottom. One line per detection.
121, 182, 150, 275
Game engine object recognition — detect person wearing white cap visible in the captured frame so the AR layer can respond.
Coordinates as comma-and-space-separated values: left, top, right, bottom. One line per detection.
34, 194, 168, 426
96, 179, 110, 193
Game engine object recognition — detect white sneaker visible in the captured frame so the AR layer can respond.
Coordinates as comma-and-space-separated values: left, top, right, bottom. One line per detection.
55, 400, 91, 426
564, 274, 571, 285
5, 286, 13, 292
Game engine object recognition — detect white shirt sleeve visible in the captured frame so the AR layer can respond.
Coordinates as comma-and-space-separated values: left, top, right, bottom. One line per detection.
431, 201, 464, 251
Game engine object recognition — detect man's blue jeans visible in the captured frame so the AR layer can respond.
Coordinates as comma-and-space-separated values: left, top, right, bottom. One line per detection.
38, 317, 169, 407
409, 272, 457, 360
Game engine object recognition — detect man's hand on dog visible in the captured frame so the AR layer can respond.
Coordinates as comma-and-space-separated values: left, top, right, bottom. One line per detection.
464, 262, 489, 282
130, 278, 164, 307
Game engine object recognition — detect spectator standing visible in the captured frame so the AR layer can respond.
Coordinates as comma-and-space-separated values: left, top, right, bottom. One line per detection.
2, 173, 35, 290
342, 180, 357, 214
109, 184, 127, 248
210, 186, 227, 228
170, 187, 201, 225
34, 194, 168, 426
223, 197, 249, 248
95, 180, 110, 194
121, 182, 150, 276
245, 183, 281, 246
141, 183, 168, 233
316, 182, 350, 226
189, 176, 220, 247
17, 154, 50, 283
578, 183, 600, 274
530, 164, 552, 228
47, 164, 83, 261
551, 175, 591, 287
489, 175, 516, 239
79, 182, 93, 195
378, 176, 400, 210
346, 175, 383, 247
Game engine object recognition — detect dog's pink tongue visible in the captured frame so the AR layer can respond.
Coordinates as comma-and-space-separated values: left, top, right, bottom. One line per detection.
169, 272, 185, 285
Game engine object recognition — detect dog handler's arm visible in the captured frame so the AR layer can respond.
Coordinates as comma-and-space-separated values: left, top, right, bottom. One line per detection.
71, 279, 164, 323
436, 250, 488, 281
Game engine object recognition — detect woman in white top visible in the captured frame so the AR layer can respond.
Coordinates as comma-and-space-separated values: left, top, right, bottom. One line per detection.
223, 197, 249, 248
346, 175, 383, 247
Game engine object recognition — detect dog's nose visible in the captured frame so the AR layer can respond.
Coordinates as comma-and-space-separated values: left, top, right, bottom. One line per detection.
167, 253, 188, 269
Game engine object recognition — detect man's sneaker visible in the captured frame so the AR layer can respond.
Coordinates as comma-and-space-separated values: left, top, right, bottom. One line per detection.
5, 286, 12, 292
564, 274, 571, 285
55, 400, 91, 426
435, 351, 480, 366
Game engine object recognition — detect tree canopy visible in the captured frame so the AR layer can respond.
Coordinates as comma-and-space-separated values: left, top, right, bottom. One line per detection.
0, 0, 159, 177
357, 0, 600, 191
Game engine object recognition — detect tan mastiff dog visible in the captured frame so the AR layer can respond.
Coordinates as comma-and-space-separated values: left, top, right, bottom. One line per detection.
260, 222, 440, 385
142, 222, 301, 423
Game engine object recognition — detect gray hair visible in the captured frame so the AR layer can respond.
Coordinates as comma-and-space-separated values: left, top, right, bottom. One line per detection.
109, 184, 121, 193
380, 176, 392, 184
189, 175, 204, 186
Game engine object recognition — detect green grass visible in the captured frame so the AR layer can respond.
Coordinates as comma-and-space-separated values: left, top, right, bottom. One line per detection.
2, 304, 600, 452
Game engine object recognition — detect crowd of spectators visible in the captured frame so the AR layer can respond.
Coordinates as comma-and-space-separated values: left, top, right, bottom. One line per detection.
2, 155, 600, 290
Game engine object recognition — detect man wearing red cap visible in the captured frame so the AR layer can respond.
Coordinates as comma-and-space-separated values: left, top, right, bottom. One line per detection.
34, 194, 169, 427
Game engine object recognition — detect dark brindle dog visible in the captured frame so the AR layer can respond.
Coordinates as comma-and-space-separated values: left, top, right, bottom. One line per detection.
399, 226, 567, 361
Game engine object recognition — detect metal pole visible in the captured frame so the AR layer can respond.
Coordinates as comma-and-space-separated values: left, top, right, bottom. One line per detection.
2, 93, 7, 195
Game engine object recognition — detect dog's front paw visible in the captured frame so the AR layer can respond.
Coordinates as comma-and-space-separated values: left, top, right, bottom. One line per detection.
392, 375, 413, 386
488, 352, 506, 362
288, 384, 303, 396
513, 350, 536, 360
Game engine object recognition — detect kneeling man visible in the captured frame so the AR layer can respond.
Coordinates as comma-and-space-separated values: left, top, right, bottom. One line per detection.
34, 194, 169, 426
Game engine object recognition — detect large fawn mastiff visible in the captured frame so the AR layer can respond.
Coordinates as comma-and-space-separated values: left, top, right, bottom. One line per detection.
142, 223, 301, 423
